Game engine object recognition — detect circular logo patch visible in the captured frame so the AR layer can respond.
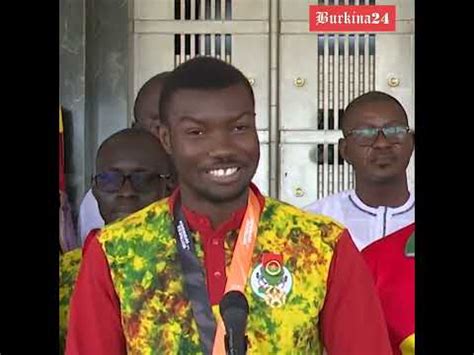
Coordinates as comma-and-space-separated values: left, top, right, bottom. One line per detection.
250, 263, 293, 308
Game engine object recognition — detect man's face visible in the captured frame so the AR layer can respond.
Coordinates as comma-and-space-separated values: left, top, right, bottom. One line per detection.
134, 84, 164, 137
340, 100, 414, 184
92, 138, 173, 223
160, 83, 259, 204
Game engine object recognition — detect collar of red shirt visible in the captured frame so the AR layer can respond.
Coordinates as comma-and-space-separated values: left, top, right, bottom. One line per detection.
167, 183, 266, 241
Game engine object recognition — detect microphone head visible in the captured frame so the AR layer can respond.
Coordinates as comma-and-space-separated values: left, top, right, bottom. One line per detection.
219, 291, 249, 331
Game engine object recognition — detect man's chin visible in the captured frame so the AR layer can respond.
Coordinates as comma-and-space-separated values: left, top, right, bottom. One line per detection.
368, 170, 401, 184
197, 181, 250, 204
110, 211, 134, 222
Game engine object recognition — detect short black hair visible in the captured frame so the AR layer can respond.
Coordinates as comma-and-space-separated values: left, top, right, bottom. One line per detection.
341, 91, 408, 131
159, 57, 254, 124
133, 71, 171, 123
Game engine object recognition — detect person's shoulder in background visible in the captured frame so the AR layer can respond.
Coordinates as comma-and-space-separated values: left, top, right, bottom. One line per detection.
78, 188, 105, 244
304, 190, 352, 224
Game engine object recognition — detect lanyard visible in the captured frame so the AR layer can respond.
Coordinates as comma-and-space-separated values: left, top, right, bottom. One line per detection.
172, 189, 262, 355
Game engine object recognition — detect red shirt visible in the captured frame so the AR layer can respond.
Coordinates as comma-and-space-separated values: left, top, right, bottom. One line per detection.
66, 186, 391, 354
363, 223, 415, 355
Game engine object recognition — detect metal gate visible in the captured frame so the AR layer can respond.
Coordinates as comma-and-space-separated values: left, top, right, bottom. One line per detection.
131, 0, 414, 207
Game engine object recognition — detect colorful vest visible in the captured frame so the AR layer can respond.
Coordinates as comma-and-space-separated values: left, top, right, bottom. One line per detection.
59, 248, 83, 354
98, 197, 344, 354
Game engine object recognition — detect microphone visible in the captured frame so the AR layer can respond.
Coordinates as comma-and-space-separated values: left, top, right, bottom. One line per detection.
219, 291, 249, 355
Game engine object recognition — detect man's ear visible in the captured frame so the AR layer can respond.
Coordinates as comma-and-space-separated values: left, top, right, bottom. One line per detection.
339, 137, 352, 164
149, 119, 161, 139
159, 124, 172, 155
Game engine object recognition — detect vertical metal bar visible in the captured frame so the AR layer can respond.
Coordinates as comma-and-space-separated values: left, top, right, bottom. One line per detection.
221, 33, 225, 59
174, 35, 180, 68
328, 163, 333, 195
201, 0, 205, 20
210, 34, 215, 56
329, 37, 334, 120
370, 35, 375, 91
225, 34, 231, 63
369, 54, 374, 90
364, 34, 369, 93
190, 34, 195, 58
269, 0, 279, 198
215, 34, 221, 59
318, 36, 324, 121
354, 34, 360, 98
334, 35, 340, 130
186, 35, 191, 61
201, 33, 206, 55
315, 35, 321, 199
191, 0, 196, 20
180, 33, 186, 64
334, 36, 341, 193
318, 145, 323, 199
211, 0, 215, 20
225, 0, 232, 19
221, 0, 225, 21
181, 0, 185, 20
335, 143, 341, 192
323, 36, 329, 130
344, 35, 349, 107
343, 38, 350, 189
316, 35, 319, 113
349, 37, 354, 101
323, 33, 330, 198
323, 144, 329, 197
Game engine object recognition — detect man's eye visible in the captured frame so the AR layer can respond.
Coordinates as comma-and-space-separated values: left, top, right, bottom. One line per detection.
186, 129, 204, 135
233, 125, 248, 132
355, 129, 376, 137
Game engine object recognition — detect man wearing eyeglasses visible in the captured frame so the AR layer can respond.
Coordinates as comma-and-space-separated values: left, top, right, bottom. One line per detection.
91, 128, 175, 223
305, 91, 415, 251
305, 91, 415, 354
77, 72, 171, 243
60, 128, 175, 353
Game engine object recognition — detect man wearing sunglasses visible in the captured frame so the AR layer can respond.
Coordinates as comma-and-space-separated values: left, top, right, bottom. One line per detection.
77, 72, 171, 243
305, 91, 415, 251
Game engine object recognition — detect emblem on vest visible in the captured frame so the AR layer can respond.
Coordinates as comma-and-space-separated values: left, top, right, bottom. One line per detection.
250, 252, 293, 308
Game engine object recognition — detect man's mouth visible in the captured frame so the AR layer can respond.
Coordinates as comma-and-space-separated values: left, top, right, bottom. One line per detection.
372, 154, 396, 167
208, 167, 239, 177
205, 166, 242, 183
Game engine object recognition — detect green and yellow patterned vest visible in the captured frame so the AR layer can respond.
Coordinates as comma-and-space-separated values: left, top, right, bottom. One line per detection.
59, 248, 82, 354
98, 196, 344, 354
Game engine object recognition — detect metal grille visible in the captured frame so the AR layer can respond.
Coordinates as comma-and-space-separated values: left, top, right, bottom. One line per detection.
174, 33, 232, 66
174, 0, 231, 21
316, 31, 376, 199
174, 0, 232, 67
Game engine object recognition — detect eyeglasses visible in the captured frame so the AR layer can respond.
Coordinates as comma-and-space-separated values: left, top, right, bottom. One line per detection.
345, 126, 412, 146
93, 171, 171, 193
